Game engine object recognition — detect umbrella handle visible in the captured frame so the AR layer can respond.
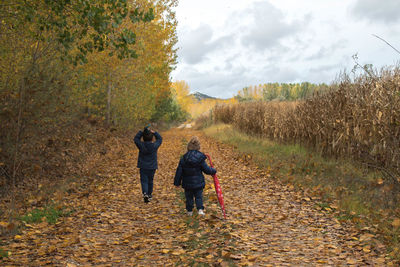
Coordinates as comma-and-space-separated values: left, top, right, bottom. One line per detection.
205, 154, 214, 167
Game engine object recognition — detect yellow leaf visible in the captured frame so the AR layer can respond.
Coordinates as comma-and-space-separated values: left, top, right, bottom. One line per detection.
162, 249, 169, 254
221, 250, 230, 257
230, 254, 242, 260
31, 41, 39, 48
347, 258, 357, 265
37, 248, 46, 256
247, 255, 258, 262
14, 235, 22, 240
377, 178, 384, 185
376, 257, 386, 264
48, 245, 57, 253
392, 218, 400, 228
363, 247, 371, 253
172, 249, 185, 256
0, 221, 8, 227
377, 111, 383, 120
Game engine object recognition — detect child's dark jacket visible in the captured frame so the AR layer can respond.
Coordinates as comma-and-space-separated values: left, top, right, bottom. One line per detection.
134, 131, 162, 170
174, 150, 216, 189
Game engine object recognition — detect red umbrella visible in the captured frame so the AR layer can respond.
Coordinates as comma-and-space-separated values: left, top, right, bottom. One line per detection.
205, 154, 227, 219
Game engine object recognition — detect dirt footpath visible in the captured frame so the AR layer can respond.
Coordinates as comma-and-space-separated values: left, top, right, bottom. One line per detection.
2, 129, 388, 266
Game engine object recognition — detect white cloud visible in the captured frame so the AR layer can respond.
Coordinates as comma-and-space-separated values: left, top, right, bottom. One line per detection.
174, 65, 248, 98
178, 24, 235, 64
258, 65, 300, 83
240, 1, 301, 51
177, 25, 213, 64
351, 0, 400, 24
304, 41, 347, 61
172, 0, 400, 98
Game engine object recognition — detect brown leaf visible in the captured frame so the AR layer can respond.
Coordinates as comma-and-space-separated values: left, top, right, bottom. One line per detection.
392, 218, 400, 228
230, 254, 242, 260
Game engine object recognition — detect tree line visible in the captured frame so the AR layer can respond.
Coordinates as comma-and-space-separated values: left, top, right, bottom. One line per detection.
0, 0, 185, 187
236, 82, 331, 102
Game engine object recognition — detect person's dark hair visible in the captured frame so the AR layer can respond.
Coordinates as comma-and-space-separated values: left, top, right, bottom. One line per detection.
143, 128, 153, 141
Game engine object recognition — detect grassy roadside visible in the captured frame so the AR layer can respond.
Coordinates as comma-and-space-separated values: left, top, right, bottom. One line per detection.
203, 123, 400, 260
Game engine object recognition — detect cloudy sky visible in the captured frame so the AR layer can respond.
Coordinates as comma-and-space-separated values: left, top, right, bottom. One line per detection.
171, 0, 400, 98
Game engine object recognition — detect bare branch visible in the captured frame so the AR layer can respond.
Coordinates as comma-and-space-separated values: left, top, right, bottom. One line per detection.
372, 34, 400, 55
0, 165, 11, 181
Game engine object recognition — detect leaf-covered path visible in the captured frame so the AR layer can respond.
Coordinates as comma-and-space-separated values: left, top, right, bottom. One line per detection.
3, 129, 388, 266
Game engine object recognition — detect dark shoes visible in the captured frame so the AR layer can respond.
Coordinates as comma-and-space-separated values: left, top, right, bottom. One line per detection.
143, 193, 152, 203
143, 193, 149, 203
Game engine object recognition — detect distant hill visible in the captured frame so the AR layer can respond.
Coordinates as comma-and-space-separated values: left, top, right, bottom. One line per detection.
191, 92, 217, 101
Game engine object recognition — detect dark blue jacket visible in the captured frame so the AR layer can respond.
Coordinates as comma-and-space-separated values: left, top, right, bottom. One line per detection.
174, 150, 216, 189
134, 131, 162, 170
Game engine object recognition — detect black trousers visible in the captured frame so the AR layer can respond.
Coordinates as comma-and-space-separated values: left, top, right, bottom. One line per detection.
140, 168, 156, 196
184, 188, 204, 211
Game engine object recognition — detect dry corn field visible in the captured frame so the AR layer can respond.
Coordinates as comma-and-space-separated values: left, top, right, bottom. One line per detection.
214, 68, 400, 183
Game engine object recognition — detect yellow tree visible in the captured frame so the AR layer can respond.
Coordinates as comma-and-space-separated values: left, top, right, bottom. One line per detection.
171, 80, 195, 113
71, 0, 179, 127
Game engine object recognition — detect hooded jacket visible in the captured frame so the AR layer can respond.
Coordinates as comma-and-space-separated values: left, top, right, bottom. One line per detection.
174, 150, 216, 189
134, 130, 162, 169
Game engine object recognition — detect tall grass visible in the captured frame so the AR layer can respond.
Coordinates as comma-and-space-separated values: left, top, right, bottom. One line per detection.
204, 123, 400, 259
214, 67, 400, 206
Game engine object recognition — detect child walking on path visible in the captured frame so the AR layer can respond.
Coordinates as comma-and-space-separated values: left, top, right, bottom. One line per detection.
134, 126, 162, 203
174, 137, 216, 216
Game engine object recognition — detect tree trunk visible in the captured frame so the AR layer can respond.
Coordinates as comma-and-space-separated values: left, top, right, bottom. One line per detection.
106, 80, 112, 126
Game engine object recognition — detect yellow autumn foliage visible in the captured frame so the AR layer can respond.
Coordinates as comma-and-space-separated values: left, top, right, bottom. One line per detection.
171, 81, 195, 113
189, 98, 238, 119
